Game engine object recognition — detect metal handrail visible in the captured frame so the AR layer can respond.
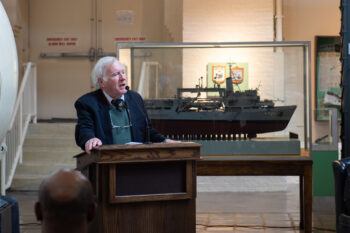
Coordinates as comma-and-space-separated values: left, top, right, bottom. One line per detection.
0, 62, 37, 194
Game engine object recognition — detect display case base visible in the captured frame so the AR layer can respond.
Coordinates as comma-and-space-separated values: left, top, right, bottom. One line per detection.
195, 138, 300, 155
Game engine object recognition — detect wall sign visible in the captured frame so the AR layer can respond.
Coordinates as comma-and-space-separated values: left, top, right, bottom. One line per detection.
114, 37, 146, 42
46, 37, 78, 46
116, 10, 134, 25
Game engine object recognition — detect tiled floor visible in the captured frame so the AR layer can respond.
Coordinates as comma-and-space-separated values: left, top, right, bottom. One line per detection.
196, 212, 335, 232
9, 184, 335, 233
195, 185, 335, 233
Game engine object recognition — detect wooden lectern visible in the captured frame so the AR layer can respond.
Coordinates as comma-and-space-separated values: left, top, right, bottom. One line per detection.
75, 142, 200, 233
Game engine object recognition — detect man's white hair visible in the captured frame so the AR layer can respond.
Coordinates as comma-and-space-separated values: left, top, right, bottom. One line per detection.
91, 56, 119, 88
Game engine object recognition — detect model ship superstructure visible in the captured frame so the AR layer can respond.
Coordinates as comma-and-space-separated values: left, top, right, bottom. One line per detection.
144, 77, 297, 139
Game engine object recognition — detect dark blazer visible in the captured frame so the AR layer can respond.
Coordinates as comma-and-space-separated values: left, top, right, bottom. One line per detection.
74, 89, 165, 150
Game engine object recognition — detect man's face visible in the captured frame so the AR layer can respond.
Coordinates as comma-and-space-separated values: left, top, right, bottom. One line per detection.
99, 62, 128, 98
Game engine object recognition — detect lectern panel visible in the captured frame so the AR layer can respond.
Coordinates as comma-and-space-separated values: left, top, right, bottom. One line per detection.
109, 161, 194, 203
116, 161, 186, 195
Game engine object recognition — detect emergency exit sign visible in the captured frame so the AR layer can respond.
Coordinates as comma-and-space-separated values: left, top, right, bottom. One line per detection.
46, 37, 78, 46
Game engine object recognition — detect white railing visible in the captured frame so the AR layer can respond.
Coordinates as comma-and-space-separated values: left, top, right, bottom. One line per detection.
0, 62, 37, 194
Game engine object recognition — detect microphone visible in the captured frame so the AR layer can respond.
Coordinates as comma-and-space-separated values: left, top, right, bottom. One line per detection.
126, 85, 130, 91
144, 116, 151, 144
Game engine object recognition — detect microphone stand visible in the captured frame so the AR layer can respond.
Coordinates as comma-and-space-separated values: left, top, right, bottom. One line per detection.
144, 116, 151, 144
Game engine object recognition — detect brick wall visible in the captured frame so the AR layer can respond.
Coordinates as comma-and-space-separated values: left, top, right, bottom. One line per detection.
182, 0, 275, 90
183, 0, 274, 42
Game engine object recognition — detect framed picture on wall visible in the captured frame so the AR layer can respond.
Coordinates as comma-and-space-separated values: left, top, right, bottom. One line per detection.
211, 64, 226, 85
207, 62, 249, 90
315, 36, 341, 121
230, 65, 244, 85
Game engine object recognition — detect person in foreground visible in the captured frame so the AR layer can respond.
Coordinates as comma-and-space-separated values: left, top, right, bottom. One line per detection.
75, 56, 176, 154
35, 169, 96, 233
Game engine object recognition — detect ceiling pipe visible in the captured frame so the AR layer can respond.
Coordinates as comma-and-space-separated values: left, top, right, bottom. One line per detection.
275, 0, 283, 41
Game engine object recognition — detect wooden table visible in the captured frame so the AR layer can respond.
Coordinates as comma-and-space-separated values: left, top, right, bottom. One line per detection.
197, 154, 313, 233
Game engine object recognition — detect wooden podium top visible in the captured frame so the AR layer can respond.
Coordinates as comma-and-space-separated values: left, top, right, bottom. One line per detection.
75, 142, 201, 169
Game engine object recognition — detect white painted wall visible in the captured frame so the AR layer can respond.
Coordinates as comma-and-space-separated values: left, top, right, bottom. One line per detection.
182, 0, 275, 92
183, 0, 274, 42
164, 0, 183, 41
283, 0, 341, 141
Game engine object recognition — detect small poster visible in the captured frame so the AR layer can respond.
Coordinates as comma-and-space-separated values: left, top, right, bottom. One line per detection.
212, 64, 226, 85
207, 62, 249, 91
230, 66, 244, 85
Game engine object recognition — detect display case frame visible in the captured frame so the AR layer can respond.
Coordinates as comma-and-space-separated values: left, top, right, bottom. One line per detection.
116, 41, 312, 151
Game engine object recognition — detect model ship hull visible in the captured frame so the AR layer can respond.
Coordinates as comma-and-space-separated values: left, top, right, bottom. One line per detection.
147, 105, 297, 138
145, 78, 297, 139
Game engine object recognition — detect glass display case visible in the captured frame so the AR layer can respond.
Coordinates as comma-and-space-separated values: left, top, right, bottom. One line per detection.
117, 41, 311, 153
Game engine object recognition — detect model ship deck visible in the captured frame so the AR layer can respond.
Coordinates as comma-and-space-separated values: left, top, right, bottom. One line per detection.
144, 77, 296, 139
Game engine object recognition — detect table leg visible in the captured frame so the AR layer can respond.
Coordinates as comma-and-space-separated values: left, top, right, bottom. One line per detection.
300, 175, 304, 229
304, 165, 313, 233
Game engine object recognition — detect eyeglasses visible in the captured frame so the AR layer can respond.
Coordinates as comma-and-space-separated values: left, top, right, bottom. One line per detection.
109, 111, 132, 130
111, 123, 132, 129
108, 70, 126, 80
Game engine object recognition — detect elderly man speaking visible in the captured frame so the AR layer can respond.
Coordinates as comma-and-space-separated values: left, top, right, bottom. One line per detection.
75, 56, 174, 154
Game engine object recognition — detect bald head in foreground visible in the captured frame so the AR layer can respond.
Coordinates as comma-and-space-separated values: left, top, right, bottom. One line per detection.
35, 169, 96, 233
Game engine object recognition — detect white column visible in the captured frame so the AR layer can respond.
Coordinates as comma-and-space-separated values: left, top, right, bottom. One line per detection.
273, 0, 285, 106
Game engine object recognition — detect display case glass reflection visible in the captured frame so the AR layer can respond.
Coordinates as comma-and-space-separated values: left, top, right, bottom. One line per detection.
315, 36, 341, 121
117, 42, 311, 149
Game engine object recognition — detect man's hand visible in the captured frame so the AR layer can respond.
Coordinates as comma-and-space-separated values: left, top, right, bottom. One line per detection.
85, 138, 102, 154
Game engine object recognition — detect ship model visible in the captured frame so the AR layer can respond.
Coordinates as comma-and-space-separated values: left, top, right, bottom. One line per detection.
144, 77, 297, 139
